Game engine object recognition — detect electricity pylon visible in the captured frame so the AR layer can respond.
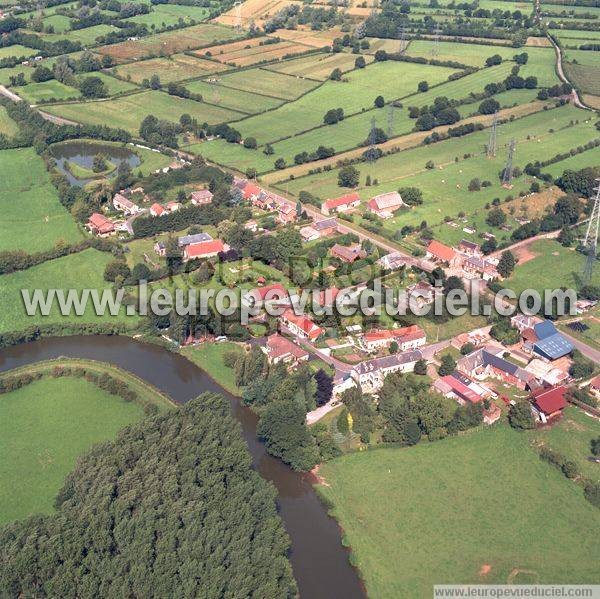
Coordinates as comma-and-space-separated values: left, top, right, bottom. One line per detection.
487, 112, 498, 158
501, 138, 516, 187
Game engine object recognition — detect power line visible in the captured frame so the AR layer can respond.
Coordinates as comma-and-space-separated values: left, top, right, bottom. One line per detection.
583, 179, 600, 282
501, 138, 516, 187
487, 111, 498, 158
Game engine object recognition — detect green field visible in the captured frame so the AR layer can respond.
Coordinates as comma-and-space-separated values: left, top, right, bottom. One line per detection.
318, 425, 600, 598
181, 342, 244, 395
283, 105, 594, 230
185, 137, 277, 172
113, 54, 229, 84
213, 67, 320, 100
531, 406, 600, 482
234, 61, 458, 144
75, 71, 138, 95
43, 90, 243, 133
0, 105, 18, 137
0, 248, 136, 333
0, 45, 39, 60
264, 51, 374, 80
0, 358, 173, 524
185, 79, 284, 114
16, 79, 81, 104
42, 14, 73, 33
505, 239, 600, 296
0, 148, 82, 253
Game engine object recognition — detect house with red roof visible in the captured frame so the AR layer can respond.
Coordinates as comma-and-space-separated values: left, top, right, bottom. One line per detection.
86, 213, 115, 237
367, 191, 405, 218
531, 385, 568, 423
321, 192, 360, 215
591, 375, 600, 397
263, 333, 309, 366
363, 325, 426, 352
242, 283, 290, 308
281, 309, 324, 341
330, 243, 366, 263
183, 239, 227, 261
277, 202, 297, 224
426, 240, 462, 267
191, 189, 213, 205
150, 203, 166, 217
166, 201, 181, 212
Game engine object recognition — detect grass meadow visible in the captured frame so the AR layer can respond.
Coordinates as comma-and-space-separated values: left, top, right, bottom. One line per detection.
16, 79, 81, 104
43, 90, 244, 132
0, 105, 18, 137
283, 104, 595, 227
0, 376, 144, 523
0, 248, 136, 334
234, 61, 458, 143
505, 239, 600, 296
264, 51, 373, 80
112, 54, 229, 84
213, 67, 320, 100
124, 4, 210, 28
0, 148, 82, 253
0, 45, 38, 60
317, 425, 600, 598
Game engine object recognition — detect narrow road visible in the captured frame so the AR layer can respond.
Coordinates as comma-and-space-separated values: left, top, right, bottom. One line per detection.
37, 110, 80, 126
547, 34, 590, 110
0, 85, 22, 102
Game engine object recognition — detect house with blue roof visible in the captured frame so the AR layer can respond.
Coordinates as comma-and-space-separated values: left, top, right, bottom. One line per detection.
532, 320, 573, 361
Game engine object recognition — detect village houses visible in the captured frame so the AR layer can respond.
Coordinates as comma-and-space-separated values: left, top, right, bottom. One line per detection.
86, 213, 115, 237
321, 192, 360, 215
351, 350, 423, 392
330, 243, 366, 264
262, 333, 309, 367
367, 191, 405, 219
191, 189, 213, 205
112, 193, 140, 215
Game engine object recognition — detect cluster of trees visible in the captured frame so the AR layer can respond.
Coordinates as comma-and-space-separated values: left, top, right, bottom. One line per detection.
424, 122, 484, 145
0, 394, 297, 597
139, 114, 182, 147
323, 107, 345, 125
408, 96, 461, 131
537, 82, 572, 100
294, 145, 335, 165
340, 372, 484, 447
490, 316, 520, 345
233, 347, 337, 470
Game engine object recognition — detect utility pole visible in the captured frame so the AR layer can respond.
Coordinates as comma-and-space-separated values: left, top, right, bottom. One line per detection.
487, 112, 498, 158
582, 179, 600, 282
432, 26, 441, 56
398, 25, 407, 54
501, 138, 516, 187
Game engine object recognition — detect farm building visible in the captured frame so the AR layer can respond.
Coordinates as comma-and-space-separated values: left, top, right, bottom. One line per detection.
150, 203, 166, 217
191, 189, 213, 205
426, 240, 461, 267
262, 333, 309, 366
457, 239, 481, 256
362, 325, 426, 352
330, 243, 366, 263
351, 350, 423, 392
531, 386, 568, 423
532, 320, 574, 361
281, 309, 324, 341
113, 193, 140, 215
367, 191, 405, 218
183, 239, 227, 261
178, 232, 213, 247
86, 213, 115, 237
321, 192, 360, 215
437, 373, 489, 404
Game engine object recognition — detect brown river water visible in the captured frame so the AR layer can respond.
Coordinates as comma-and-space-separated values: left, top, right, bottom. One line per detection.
0, 336, 365, 599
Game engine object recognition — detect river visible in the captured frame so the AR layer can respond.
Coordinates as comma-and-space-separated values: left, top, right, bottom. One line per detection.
0, 336, 365, 599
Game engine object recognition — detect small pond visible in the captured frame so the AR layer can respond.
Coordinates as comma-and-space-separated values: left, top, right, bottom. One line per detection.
51, 141, 141, 187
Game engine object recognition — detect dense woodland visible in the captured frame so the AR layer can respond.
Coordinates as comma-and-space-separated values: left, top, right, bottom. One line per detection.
0, 393, 297, 598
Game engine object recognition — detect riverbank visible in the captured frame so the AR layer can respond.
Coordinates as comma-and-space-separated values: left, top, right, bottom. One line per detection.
0, 335, 365, 599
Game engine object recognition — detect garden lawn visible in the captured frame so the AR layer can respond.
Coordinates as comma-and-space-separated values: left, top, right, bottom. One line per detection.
0, 105, 18, 137
181, 342, 243, 395
0, 376, 145, 524
42, 90, 244, 133
317, 425, 600, 598
0, 148, 82, 253
505, 239, 600, 296
0, 248, 136, 333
